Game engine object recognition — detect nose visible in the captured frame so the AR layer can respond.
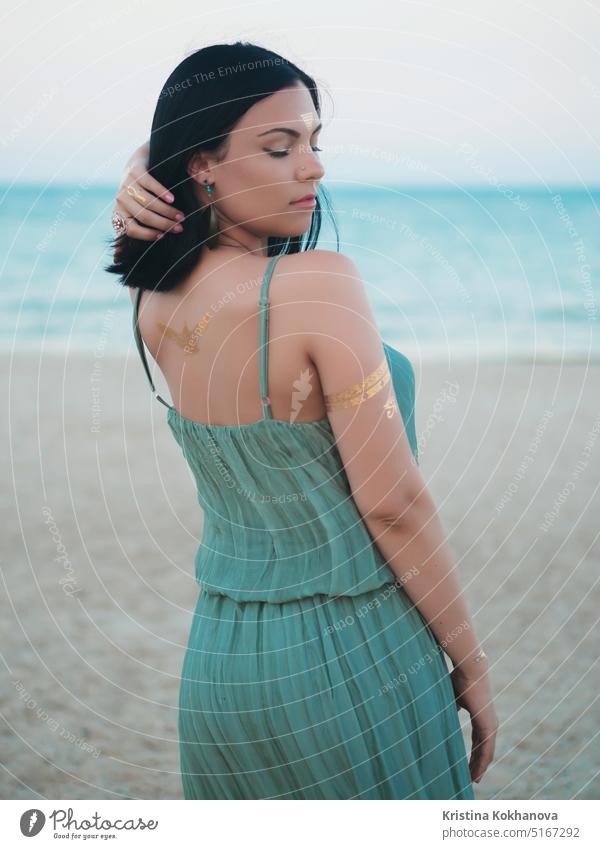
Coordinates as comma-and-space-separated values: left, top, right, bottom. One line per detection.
298, 149, 325, 182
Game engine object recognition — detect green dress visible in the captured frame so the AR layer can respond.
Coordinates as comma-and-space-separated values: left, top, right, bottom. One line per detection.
132, 254, 474, 800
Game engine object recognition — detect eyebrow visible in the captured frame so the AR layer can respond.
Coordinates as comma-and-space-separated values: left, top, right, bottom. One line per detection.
256, 122, 322, 138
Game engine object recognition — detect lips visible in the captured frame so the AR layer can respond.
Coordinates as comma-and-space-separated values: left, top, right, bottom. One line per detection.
290, 193, 316, 204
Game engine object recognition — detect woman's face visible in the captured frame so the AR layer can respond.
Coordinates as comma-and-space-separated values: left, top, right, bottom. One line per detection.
191, 83, 325, 240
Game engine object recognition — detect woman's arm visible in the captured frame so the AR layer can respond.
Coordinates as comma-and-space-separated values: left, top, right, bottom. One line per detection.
292, 247, 498, 784
370, 501, 499, 785
365, 500, 483, 670
118, 141, 151, 187
300, 251, 487, 668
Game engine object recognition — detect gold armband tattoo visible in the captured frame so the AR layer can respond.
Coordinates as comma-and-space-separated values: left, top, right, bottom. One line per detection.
324, 356, 393, 412
157, 315, 211, 354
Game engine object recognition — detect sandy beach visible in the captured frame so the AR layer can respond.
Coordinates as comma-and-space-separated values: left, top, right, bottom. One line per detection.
1, 350, 598, 800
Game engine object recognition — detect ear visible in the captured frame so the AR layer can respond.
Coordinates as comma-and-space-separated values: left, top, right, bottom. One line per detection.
187, 150, 212, 185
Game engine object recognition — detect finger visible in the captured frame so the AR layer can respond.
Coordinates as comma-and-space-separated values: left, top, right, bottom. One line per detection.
469, 729, 485, 779
469, 750, 486, 783
113, 204, 164, 241
129, 165, 176, 205
130, 203, 184, 233
125, 168, 181, 220
116, 188, 184, 232
135, 173, 184, 221
125, 218, 165, 241
114, 200, 162, 240
470, 730, 495, 782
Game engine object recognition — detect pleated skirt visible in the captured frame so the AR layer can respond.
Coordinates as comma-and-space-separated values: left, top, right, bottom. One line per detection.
178, 579, 475, 800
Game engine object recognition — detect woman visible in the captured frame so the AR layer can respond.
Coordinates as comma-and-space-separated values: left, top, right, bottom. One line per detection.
106, 41, 498, 800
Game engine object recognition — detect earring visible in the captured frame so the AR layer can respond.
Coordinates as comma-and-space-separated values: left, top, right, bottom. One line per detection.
203, 179, 219, 248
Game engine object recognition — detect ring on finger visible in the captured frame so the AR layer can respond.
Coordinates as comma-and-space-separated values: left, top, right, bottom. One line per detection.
127, 184, 146, 203
111, 209, 131, 236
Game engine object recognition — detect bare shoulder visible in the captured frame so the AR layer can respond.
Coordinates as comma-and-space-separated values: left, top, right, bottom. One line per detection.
275, 249, 364, 302
273, 251, 374, 356
277, 248, 361, 279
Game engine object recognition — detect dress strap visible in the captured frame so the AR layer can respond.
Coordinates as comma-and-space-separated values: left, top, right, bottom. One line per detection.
132, 288, 173, 409
258, 254, 282, 420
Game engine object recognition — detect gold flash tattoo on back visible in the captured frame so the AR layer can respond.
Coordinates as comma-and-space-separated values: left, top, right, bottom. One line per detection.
324, 357, 397, 413
157, 315, 211, 354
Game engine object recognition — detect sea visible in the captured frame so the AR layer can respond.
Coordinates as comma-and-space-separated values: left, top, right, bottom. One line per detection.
1, 183, 598, 361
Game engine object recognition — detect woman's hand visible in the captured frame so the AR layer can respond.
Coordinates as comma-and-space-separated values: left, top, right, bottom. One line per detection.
112, 143, 185, 260
450, 661, 499, 786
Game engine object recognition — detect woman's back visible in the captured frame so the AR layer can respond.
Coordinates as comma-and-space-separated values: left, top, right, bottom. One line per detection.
132, 249, 328, 427
131, 250, 420, 602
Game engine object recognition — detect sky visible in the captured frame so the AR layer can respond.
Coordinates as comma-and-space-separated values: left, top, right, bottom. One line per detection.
1, 0, 599, 188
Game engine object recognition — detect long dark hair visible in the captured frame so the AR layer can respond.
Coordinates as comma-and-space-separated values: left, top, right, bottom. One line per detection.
104, 41, 338, 291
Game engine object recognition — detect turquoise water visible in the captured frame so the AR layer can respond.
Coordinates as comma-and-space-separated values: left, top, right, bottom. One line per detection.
0, 183, 598, 360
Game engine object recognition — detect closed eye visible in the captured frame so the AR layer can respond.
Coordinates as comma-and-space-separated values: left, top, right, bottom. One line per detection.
266, 146, 323, 158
